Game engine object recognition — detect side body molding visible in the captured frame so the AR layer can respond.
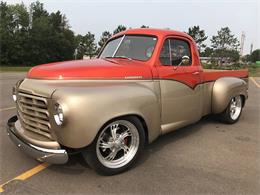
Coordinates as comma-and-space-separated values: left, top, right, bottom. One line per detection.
212, 77, 248, 114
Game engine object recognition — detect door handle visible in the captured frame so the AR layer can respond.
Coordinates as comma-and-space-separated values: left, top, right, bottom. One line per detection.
192, 71, 200, 75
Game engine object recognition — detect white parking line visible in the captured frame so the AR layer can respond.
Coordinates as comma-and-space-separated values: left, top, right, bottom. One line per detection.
0, 107, 16, 112
250, 77, 260, 88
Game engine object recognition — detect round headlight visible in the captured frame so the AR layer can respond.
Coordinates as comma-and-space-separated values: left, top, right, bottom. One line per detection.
12, 94, 17, 102
12, 87, 17, 102
54, 103, 64, 126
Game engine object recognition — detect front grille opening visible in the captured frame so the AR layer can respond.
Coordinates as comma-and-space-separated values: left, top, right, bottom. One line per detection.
17, 92, 53, 141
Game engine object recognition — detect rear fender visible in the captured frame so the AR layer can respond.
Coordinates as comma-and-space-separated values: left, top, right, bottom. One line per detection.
212, 77, 248, 114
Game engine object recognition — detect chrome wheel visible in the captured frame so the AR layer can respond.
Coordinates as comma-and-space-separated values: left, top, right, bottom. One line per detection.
229, 96, 242, 120
96, 120, 140, 169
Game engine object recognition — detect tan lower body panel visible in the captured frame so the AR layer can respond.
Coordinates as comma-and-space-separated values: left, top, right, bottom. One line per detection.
17, 78, 240, 148
159, 80, 214, 134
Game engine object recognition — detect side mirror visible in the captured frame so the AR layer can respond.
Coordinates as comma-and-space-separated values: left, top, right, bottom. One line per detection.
181, 55, 190, 66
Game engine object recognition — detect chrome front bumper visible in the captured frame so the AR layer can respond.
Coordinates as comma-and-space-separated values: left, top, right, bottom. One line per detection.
7, 116, 68, 164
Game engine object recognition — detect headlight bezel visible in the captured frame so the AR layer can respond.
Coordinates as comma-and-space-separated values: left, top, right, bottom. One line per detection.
12, 87, 17, 102
54, 103, 64, 126
12, 79, 24, 103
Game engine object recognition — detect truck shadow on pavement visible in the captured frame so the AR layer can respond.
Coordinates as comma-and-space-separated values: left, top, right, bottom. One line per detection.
49, 115, 219, 175
136, 115, 219, 167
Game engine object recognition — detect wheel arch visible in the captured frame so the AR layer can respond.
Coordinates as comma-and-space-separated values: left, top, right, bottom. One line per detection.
212, 77, 248, 114
91, 114, 150, 146
240, 94, 246, 107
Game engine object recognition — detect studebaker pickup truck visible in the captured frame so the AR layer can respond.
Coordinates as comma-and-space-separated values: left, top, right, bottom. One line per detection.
8, 28, 248, 175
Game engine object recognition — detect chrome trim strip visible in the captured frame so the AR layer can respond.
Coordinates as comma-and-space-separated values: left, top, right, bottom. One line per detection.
27, 142, 67, 154
112, 35, 125, 57
168, 39, 172, 63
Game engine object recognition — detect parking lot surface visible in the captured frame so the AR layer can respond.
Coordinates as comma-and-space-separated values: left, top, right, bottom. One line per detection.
0, 73, 259, 194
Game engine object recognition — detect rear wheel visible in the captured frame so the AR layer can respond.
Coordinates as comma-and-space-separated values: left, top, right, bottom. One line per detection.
83, 116, 145, 175
219, 95, 243, 124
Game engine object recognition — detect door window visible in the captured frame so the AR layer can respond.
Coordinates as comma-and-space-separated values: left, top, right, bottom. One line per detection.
159, 38, 192, 66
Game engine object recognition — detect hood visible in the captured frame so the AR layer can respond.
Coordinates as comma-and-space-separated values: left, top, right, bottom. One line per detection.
27, 59, 152, 80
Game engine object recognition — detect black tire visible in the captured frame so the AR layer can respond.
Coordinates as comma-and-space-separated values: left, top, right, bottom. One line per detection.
82, 116, 145, 175
219, 95, 243, 124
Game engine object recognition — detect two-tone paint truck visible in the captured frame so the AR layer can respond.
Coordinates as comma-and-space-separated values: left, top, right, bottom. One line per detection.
8, 28, 248, 175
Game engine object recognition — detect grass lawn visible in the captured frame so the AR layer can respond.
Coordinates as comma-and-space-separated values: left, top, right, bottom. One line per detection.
0, 66, 32, 72
248, 66, 260, 77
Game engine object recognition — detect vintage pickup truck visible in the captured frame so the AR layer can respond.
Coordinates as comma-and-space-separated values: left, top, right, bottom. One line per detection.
8, 28, 248, 175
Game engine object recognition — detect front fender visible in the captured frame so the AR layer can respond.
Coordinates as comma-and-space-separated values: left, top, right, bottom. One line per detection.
51, 81, 161, 148
212, 77, 248, 114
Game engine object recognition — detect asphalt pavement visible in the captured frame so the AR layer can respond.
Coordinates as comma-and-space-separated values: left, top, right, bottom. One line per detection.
0, 72, 259, 194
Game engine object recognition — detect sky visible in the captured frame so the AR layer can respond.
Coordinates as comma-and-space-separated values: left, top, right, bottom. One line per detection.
6, 0, 260, 54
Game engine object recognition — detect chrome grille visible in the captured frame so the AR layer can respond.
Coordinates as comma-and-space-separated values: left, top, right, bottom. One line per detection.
17, 92, 53, 140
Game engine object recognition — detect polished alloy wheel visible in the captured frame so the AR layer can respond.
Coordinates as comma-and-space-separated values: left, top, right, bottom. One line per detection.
96, 120, 140, 169
229, 96, 242, 120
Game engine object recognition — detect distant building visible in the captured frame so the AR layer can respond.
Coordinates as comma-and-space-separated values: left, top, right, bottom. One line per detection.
83, 55, 91, 60
200, 57, 232, 65
83, 55, 97, 60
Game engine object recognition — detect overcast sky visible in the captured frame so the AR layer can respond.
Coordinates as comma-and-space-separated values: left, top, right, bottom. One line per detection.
7, 0, 260, 54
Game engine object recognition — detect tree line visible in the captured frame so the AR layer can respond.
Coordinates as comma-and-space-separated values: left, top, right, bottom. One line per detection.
1, 1, 259, 66
0, 1, 76, 65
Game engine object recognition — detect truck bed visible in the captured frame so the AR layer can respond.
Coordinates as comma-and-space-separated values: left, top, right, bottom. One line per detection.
202, 69, 248, 82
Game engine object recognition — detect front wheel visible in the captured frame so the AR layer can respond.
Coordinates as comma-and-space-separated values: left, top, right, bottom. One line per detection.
83, 116, 145, 175
219, 95, 243, 124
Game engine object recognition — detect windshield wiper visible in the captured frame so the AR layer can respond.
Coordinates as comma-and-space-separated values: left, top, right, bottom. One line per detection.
104, 56, 132, 61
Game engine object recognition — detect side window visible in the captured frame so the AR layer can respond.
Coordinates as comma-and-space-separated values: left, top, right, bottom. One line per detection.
159, 38, 192, 66
159, 39, 171, 65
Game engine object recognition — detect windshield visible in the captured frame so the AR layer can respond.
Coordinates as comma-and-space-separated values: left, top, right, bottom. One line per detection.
99, 35, 157, 61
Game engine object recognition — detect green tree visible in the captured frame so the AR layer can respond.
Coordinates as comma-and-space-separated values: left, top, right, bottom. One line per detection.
0, 2, 30, 65
47, 11, 75, 62
113, 25, 127, 35
211, 27, 239, 50
97, 31, 112, 54
10, 3, 30, 65
74, 34, 84, 59
225, 50, 240, 62
49, 11, 67, 32
140, 25, 149, 28
187, 25, 207, 54
83, 32, 97, 58
75, 32, 97, 59
211, 27, 240, 65
250, 49, 260, 62
30, 1, 48, 20
201, 47, 213, 57
1, 1, 76, 66
28, 1, 56, 64
0, 1, 15, 65
241, 54, 251, 62
28, 1, 76, 64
